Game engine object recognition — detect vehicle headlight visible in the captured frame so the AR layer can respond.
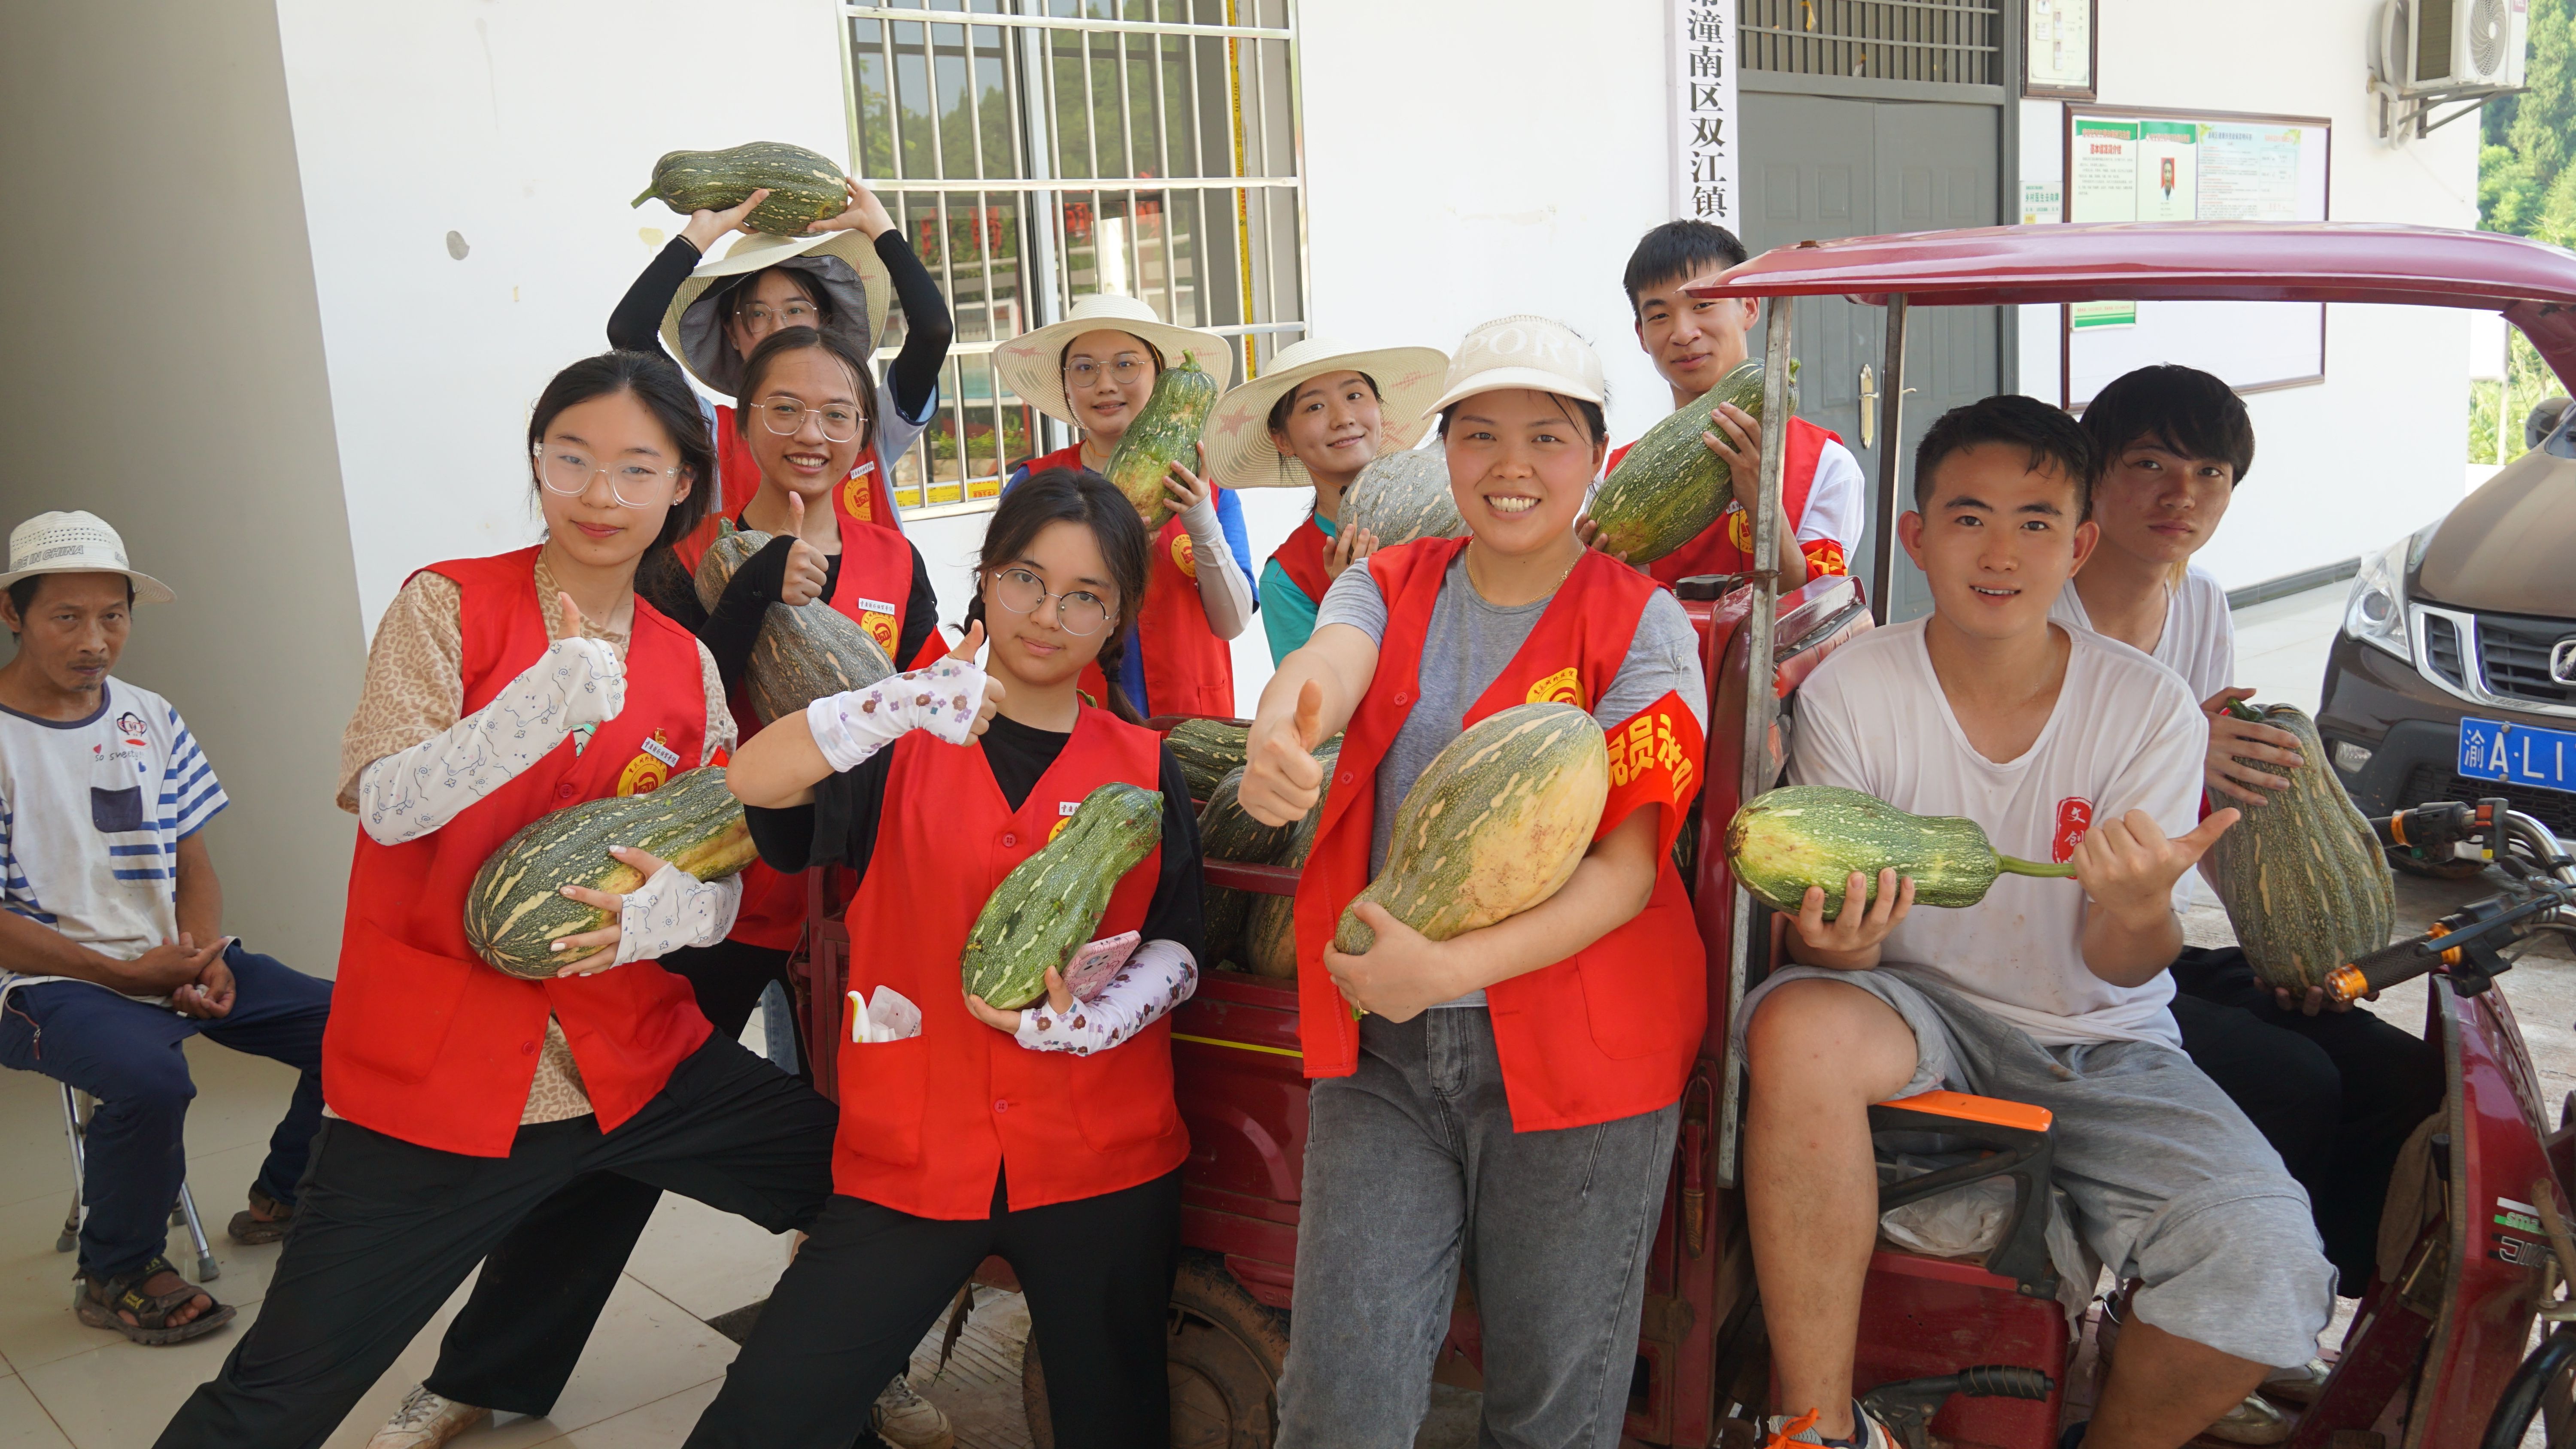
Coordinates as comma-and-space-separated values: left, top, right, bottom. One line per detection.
2342, 530, 2425, 662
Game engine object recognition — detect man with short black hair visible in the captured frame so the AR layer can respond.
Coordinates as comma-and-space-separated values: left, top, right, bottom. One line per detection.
0, 510, 331, 1348
1588, 219, 1864, 585
1738, 398, 2334, 1449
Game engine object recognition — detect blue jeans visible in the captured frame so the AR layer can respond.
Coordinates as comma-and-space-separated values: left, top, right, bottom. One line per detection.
0, 945, 331, 1279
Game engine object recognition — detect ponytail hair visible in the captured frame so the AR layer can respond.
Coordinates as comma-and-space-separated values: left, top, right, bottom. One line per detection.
966, 467, 1152, 724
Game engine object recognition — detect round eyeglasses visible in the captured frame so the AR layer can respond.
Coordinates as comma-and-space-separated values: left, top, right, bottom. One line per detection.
991, 567, 1111, 637
532, 444, 682, 509
755, 397, 864, 444
1064, 356, 1152, 390
736, 300, 821, 332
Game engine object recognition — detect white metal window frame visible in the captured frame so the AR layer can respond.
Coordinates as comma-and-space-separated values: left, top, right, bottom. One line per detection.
841, 0, 1312, 520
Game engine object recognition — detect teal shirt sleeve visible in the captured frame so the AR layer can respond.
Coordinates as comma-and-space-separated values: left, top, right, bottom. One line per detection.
1258, 512, 1337, 665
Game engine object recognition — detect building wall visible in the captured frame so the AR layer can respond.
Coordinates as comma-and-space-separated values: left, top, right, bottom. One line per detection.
0, 1, 365, 972
2015, 0, 2481, 591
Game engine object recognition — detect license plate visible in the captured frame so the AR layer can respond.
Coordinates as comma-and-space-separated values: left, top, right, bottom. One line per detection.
2458, 717, 2576, 796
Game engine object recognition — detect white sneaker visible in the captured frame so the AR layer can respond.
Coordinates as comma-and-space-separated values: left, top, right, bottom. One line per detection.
366, 1385, 492, 1449
2263, 1358, 2332, 1405
872, 1374, 955, 1449
2206, 1391, 2293, 1445
1762, 1404, 1899, 1449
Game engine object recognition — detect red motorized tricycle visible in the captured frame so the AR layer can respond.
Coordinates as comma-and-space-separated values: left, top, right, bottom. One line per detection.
794, 220, 2576, 1449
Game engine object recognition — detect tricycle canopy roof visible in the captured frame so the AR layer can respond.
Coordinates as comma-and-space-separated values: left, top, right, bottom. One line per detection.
1688, 221, 2576, 391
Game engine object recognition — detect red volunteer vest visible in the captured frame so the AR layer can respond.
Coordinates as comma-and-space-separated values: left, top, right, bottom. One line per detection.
1603, 416, 1846, 584
672, 403, 900, 575
717, 509, 920, 951
1292, 539, 1708, 1132
323, 547, 715, 1158
833, 710, 1184, 1218
1270, 515, 1333, 606
1024, 443, 1239, 719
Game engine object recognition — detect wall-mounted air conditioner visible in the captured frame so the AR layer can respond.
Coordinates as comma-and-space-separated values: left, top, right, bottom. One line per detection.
2372, 0, 2527, 96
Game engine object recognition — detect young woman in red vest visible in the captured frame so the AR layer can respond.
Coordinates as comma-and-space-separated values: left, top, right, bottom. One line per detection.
1583, 220, 1864, 587
1236, 318, 1711, 1447
365, 327, 956, 1449
155, 352, 842, 1449
993, 293, 1254, 716
1199, 336, 1450, 663
611, 178, 954, 540
693, 468, 1207, 1449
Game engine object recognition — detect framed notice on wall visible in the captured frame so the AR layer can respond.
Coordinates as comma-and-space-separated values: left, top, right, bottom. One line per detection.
2026, 0, 2096, 100
2059, 105, 2333, 408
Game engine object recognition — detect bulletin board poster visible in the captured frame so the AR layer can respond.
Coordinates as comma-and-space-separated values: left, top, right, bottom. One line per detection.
2060, 108, 2332, 407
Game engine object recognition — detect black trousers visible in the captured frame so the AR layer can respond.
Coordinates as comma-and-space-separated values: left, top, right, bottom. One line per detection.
2168, 946, 2445, 1289
415, 941, 794, 1417
684, 1169, 1185, 1449
152, 1035, 836, 1449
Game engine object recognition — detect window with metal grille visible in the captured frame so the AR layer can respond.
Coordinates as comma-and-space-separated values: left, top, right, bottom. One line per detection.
1738, 0, 2002, 85
843, 0, 1308, 518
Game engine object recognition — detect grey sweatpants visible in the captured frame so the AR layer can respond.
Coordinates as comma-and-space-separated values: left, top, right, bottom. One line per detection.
1740, 964, 2338, 1370
1275, 1008, 1681, 1449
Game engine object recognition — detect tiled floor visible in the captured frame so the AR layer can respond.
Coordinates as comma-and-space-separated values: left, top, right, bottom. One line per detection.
4, 580, 2568, 1449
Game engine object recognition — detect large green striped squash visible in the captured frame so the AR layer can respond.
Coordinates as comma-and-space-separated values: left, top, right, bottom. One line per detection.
631, 143, 848, 237
1332, 704, 1608, 955
2205, 702, 2395, 992
692, 520, 896, 725
1725, 785, 2074, 915
1105, 353, 1222, 531
1168, 718, 1250, 802
1198, 765, 1295, 973
1587, 359, 1797, 564
960, 782, 1164, 1009
1341, 449, 1464, 547
464, 767, 757, 979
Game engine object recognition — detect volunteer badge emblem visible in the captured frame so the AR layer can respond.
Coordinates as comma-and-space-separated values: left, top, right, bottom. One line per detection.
618, 729, 681, 796
1526, 666, 1583, 707
840, 461, 877, 523
1170, 531, 1198, 581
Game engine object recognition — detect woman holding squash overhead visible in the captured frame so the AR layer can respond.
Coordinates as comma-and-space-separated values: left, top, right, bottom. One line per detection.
361, 326, 957, 1449
1236, 318, 1710, 1448
995, 293, 1254, 717
611, 176, 954, 540
155, 352, 843, 1449
692, 468, 1207, 1449
1197, 336, 1449, 663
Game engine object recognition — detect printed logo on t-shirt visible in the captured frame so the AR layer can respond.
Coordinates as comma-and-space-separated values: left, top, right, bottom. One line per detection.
1525, 665, 1583, 708
2051, 797, 2095, 864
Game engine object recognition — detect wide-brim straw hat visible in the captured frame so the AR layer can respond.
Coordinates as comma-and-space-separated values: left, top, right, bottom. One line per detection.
1424, 315, 1607, 415
992, 293, 1232, 427
1200, 337, 1451, 490
662, 229, 893, 397
0, 510, 173, 604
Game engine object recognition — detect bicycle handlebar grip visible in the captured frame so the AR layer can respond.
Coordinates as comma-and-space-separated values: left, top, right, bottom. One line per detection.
2324, 937, 2448, 1005
1955, 1365, 2054, 1400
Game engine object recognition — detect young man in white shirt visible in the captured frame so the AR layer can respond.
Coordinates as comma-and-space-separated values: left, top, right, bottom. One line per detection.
1736, 399, 2334, 1449
0, 512, 331, 1347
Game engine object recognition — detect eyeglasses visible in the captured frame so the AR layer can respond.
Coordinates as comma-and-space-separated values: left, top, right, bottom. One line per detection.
1064, 356, 1151, 390
532, 444, 682, 509
737, 300, 821, 332
990, 567, 1111, 637
756, 397, 865, 444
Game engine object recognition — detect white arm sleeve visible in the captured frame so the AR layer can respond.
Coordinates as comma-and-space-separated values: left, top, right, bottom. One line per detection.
1013, 939, 1199, 1055
1177, 492, 1255, 640
354, 636, 626, 847
611, 866, 744, 967
805, 656, 990, 773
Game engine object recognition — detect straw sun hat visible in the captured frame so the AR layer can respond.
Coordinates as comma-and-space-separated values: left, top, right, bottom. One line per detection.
1200, 336, 1451, 490
0, 511, 174, 604
991, 293, 1232, 427
661, 228, 894, 397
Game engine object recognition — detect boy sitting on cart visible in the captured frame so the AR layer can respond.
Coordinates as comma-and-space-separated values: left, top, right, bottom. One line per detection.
1737, 395, 2335, 1449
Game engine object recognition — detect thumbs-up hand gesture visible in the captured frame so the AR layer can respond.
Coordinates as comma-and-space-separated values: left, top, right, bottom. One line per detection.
780, 491, 829, 606
1241, 679, 1328, 827
2070, 807, 2238, 922
946, 620, 1003, 737
554, 591, 628, 728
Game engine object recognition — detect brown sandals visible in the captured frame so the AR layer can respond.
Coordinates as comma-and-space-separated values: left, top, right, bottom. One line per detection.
75, 1255, 236, 1345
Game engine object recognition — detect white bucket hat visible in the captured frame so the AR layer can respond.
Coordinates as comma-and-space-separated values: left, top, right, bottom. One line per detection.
0, 511, 173, 604
1424, 315, 1607, 415
661, 229, 893, 396
1200, 336, 1452, 489
991, 293, 1233, 427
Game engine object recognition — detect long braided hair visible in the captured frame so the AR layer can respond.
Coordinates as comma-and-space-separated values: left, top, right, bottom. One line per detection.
964, 467, 1151, 725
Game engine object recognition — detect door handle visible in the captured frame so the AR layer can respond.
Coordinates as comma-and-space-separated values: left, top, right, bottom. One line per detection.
1858, 364, 1876, 448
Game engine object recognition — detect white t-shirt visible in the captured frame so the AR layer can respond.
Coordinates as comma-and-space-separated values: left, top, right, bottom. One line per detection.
2050, 564, 2233, 703
1787, 618, 2205, 1048
0, 680, 227, 993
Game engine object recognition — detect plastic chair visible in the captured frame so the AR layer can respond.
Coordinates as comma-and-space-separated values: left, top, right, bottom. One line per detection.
53, 1083, 217, 1299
